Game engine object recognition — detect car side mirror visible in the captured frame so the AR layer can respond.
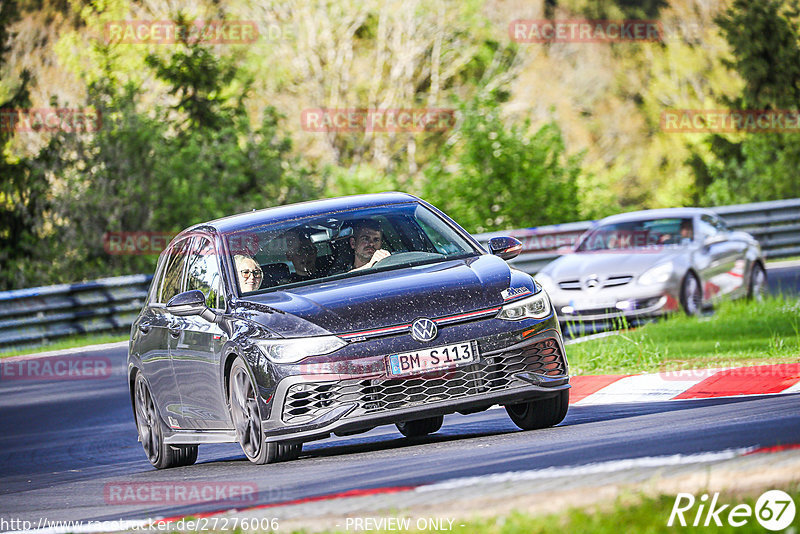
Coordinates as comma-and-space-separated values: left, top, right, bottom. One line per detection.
703, 234, 724, 247
167, 290, 219, 322
489, 236, 523, 260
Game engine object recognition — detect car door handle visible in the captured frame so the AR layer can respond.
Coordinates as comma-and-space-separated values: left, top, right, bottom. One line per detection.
138, 323, 151, 334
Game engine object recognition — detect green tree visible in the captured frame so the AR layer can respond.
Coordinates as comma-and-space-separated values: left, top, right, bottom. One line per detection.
422, 93, 582, 233
694, 0, 800, 204
38, 37, 318, 285
0, 1, 52, 290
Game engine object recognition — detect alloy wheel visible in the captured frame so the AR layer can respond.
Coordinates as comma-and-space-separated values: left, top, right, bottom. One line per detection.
230, 364, 262, 459
135, 376, 161, 465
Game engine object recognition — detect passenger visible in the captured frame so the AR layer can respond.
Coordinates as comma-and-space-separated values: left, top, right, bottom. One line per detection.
285, 230, 318, 282
233, 254, 263, 293
679, 219, 694, 242
349, 219, 390, 270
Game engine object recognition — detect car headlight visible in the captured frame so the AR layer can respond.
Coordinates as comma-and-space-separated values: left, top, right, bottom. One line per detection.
254, 336, 347, 364
534, 273, 556, 292
639, 261, 674, 285
497, 292, 552, 321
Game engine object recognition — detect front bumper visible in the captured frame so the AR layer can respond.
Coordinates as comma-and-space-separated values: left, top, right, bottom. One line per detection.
549, 284, 682, 323
260, 323, 569, 443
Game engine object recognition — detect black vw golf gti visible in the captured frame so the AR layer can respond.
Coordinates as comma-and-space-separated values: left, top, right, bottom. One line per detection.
128, 193, 570, 468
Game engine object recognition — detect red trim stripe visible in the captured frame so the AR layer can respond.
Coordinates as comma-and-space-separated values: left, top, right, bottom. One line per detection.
341, 324, 410, 339
340, 305, 501, 339
672, 363, 800, 399
435, 307, 501, 323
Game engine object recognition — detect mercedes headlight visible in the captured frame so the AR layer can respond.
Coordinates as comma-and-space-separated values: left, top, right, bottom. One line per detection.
254, 336, 347, 364
497, 292, 552, 321
639, 261, 674, 285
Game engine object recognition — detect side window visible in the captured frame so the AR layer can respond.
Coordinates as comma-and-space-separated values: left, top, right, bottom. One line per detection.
159, 239, 191, 304
713, 216, 729, 233
697, 215, 718, 239
185, 237, 226, 310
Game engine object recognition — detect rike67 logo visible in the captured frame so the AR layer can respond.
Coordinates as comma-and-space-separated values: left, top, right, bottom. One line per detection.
668, 490, 796, 531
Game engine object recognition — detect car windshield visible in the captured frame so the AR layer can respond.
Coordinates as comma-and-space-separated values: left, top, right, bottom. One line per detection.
575, 217, 693, 252
224, 202, 480, 295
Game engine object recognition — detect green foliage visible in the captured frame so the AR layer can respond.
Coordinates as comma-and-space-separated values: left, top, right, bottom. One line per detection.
693, 0, 800, 205
8, 38, 319, 288
0, 3, 50, 290
422, 93, 583, 233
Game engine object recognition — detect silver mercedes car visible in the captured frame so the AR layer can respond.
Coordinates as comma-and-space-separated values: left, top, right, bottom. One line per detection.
535, 208, 766, 324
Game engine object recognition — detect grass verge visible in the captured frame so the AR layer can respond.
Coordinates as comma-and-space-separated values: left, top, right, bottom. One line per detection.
564, 294, 800, 375
0, 332, 128, 358
287, 485, 799, 534
431, 486, 800, 534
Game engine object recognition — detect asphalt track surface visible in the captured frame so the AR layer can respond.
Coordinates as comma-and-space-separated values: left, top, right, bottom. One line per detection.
0, 265, 798, 526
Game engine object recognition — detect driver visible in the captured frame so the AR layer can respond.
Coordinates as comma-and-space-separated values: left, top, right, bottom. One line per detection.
349, 219, 390, 271
233, 254, 263, 293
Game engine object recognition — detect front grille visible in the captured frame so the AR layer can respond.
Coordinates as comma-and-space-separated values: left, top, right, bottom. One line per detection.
558, 279, 582, 290
559, 275, 632, 290
604, 275, 633, 287
281, 338, 566, 425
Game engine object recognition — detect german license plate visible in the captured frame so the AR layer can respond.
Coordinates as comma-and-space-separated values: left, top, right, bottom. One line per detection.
573, 298, 617, 310
388, 342, 478, 377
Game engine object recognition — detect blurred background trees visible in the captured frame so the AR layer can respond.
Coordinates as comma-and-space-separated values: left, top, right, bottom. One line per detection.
1, 0, 798, 288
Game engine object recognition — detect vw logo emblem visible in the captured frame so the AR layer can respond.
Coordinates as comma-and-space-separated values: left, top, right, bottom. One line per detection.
411, 318, 438, 342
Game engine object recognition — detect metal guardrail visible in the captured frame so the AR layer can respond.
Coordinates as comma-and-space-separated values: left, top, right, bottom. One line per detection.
474, 198, 800, 275
0, 275, 152, 351
0, 198, 798, 351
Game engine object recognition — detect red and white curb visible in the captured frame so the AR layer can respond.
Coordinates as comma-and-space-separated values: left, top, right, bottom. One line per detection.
569, 363, 800, 405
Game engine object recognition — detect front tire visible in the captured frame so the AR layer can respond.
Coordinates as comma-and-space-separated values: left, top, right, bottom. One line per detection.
680, 272, 702, 316
228, 359, 301, 464
396, 416, 444, 438
505, 389, 569, 431
747, 262, 766, 301
134, 373, 197, 469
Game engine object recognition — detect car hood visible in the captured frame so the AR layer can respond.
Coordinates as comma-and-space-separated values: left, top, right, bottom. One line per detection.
540, 248, 686, 280
239, 254, 522, 336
